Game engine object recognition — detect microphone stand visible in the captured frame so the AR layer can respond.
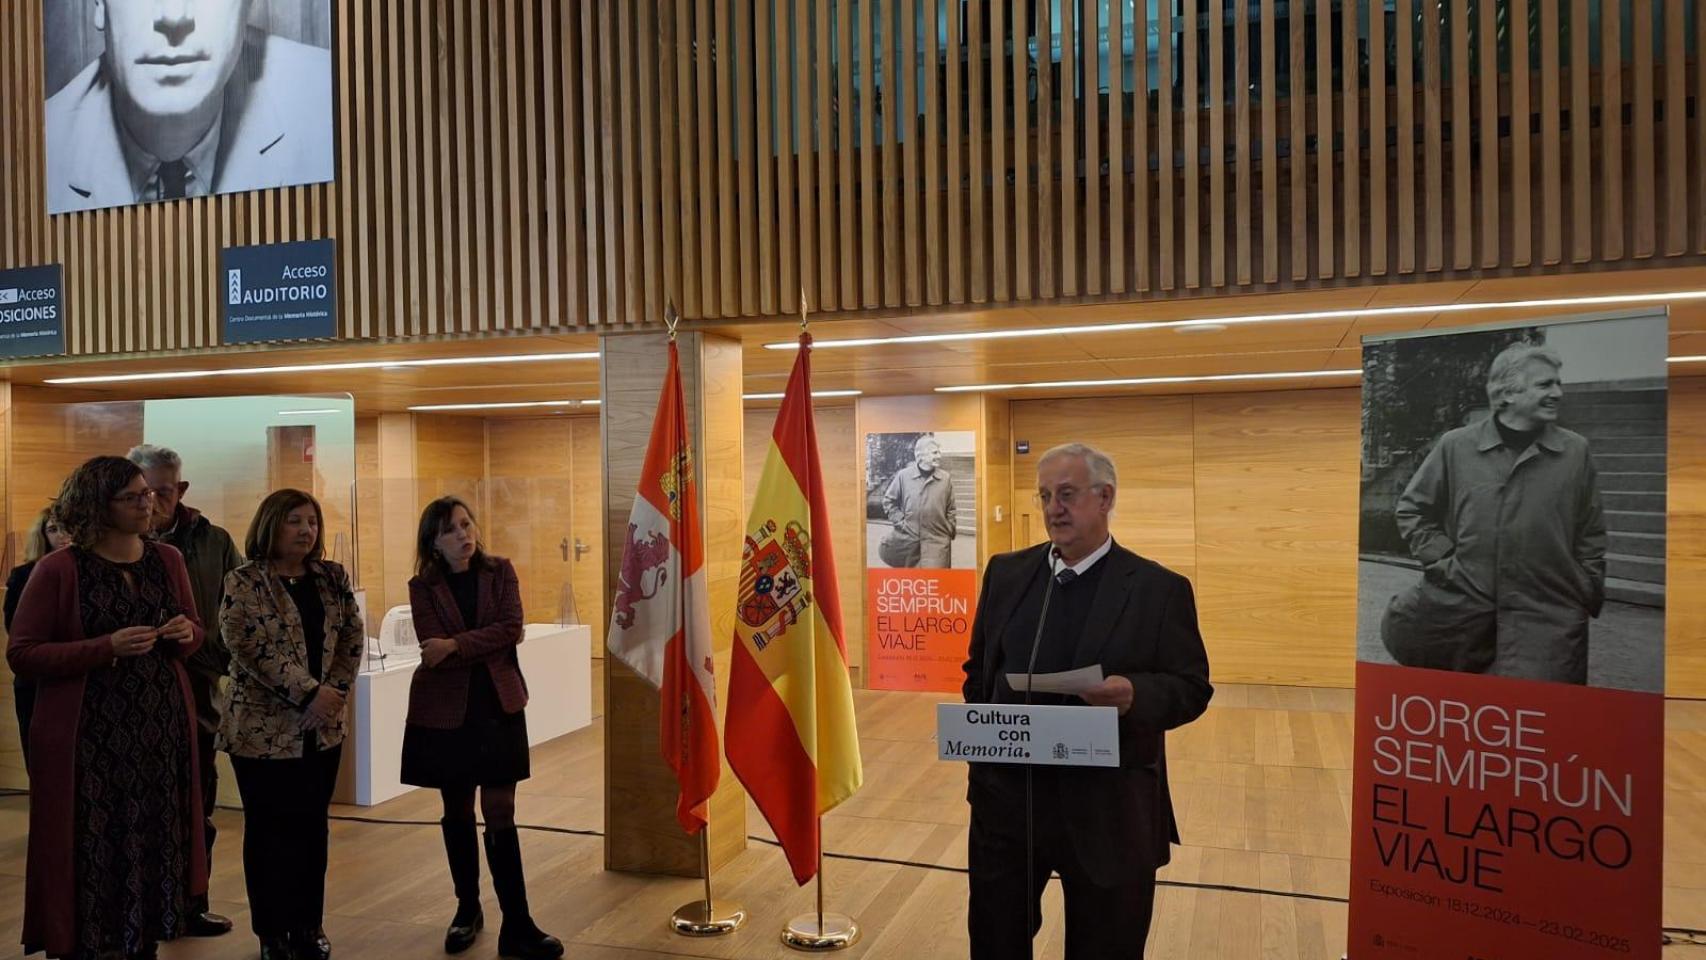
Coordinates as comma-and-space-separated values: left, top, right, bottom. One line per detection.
1020, 549, 1060, 953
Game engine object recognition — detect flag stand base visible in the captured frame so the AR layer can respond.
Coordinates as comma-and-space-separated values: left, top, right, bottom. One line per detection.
781, 913, 859, 951
670, 899, 746, 937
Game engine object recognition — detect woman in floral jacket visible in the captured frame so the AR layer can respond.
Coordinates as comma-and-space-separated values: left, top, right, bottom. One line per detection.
218, 489, 363, 960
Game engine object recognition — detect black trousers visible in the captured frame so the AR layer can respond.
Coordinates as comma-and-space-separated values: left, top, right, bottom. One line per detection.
967, 779, 1157, 960
188, 675, 221, 913
230, 745, 343, 938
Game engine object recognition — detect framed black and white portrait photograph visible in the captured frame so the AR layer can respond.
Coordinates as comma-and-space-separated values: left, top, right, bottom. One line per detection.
43, 0, 335, 214
1356, 310, 1668, 693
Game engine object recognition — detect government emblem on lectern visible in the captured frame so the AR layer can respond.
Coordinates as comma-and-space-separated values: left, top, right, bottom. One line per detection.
738, 518, 813, 651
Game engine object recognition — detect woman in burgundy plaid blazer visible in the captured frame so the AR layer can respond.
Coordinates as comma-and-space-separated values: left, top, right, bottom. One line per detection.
399, 496, 562, 960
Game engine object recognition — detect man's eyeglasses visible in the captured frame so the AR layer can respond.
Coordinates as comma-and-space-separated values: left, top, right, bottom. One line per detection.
111, 489, 159, 507
1034, 485, 1104, 510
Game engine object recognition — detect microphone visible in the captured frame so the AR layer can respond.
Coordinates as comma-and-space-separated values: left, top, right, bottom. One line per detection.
1022, 547, 1064, 707
1021, 546, 1062, 948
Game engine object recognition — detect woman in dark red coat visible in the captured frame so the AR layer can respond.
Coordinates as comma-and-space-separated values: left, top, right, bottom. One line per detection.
7, 456, 206, 960
400, 496, 561, 960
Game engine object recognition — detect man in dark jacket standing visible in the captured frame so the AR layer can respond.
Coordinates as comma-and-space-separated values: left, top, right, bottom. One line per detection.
130, 444, 243, 937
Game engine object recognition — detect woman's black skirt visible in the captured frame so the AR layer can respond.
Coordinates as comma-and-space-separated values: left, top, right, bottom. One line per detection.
400, 665, 531, 788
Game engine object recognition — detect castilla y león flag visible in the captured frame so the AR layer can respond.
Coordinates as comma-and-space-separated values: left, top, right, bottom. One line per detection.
606, 340, 719, 834
727, 333, 864, 885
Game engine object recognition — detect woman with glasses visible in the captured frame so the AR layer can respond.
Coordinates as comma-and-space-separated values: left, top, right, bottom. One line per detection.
6, 457, 207, 960
219, 489, 364, 960
4, 504, 72, 767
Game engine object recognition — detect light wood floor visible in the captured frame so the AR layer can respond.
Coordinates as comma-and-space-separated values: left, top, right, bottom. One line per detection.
0, 682, 1702, 959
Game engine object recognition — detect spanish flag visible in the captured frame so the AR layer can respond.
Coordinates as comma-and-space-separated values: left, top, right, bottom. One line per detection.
726, 333, 863, 885
606, 340, 720, 834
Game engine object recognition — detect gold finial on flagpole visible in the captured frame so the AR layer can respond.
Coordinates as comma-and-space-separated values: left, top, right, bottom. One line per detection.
799, 289, 809, 332
664, 300, 680, 342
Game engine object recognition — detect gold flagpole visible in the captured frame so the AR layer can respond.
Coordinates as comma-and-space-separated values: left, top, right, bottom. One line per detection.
665, 298, 743, 938
783, 817, 858, 950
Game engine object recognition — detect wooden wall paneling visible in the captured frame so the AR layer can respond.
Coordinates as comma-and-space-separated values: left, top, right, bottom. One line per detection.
859, 0, 879, 308
1449, 0, 1470, 271
1260, 0, 1279, 283
1569, 0, 1591, 264
638, 0, 663, 325
1315, 0, 1335, 279
1082, 0, 1102, 296
581, 0, 605, 323
1395, 0, 1415, 274
1107, 0, 1127, 294
621, 0, 644, 324
1233, 0, 1251, 286
979, 396, 1014, 563
1182, 0, 1200, 289
1010, 396, 1198, 581
1601, 0, 1624, 261
1420, 0, 1442, 272
386, 0, 406, 334
506, 0, 526, 332
970, 0, 990, 301
776, 0, 797, 306
1192, 389, 1359, 687
715, 0, 738, 318
1668, 379, 1706, 698
537, 0, 558, 331
1003, 0, 1016, 298
1661, 0, 1687, 256
1539, 0, 1562, 266
354, 417, 386, 622
696, 0, 720, 314
880, 0, 901, 308
1342, 0, 1360, 278
1134, 0, 1151, 292
747, 0, 767, 315
795, 0, 818, 311
598, 2, 624, 321
901, 0, 922, 306
1477, 0, 1499, 268
420, 0, 443, 335
757, 0, 776, 315
1209, 0, 1227, 289
1059, 0, 1078, 298
1699, 0, 1706, 253
839, 0, 857, 308
927, 0, 947, 306
1287, 0, 1305, 281
1632, 0, 1655, 259
568, 415, 605, 647
485, 419, 577, 630
1509, 0, 1532, 267
657, 0, 681, 316
1160, 0, 1177, 289
1036, 0, 1056, 299
817, 0, 837, 311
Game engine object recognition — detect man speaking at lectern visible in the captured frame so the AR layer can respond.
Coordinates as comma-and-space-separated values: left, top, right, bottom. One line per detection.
961, 443, 1213, 958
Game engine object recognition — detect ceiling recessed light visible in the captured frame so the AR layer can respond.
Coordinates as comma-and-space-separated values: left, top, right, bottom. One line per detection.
741, 389, 864, 400
45, 351, 599, 385
407, 399, 599, 412
766, 290, 1706, 350
936, 369, 1363, 393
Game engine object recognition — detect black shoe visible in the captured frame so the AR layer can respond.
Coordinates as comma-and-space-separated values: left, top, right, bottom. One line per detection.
259, 936, 294, 960
484, 828, 564, 960
496, 921, 563, 960
290, 927, 332, 960
184, 911, 234, 937
126, 945, 158, 960
445, 900, 483, 954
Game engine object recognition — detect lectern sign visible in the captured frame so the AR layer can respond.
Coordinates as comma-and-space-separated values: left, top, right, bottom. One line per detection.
936, 703, 1119, 767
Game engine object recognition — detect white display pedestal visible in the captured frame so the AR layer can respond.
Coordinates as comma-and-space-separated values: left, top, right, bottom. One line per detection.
337, 623, 593, 806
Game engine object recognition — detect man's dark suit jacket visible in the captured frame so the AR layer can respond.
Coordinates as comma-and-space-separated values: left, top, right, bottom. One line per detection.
962, 541, 1213, 886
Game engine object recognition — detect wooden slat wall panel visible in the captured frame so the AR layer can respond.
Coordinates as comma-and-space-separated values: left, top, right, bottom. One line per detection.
6, 0, 1706, 354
